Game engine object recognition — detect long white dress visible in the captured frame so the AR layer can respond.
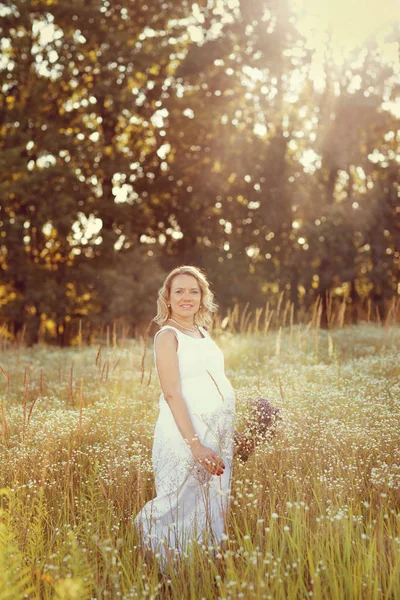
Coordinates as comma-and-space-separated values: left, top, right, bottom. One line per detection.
134, 324, 236, 570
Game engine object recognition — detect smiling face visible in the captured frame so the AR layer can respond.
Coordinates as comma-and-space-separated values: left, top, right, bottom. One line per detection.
168, 273, 202, 321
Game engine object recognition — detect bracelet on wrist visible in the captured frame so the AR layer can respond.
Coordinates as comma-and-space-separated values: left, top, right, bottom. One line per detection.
188, 436, 201, 450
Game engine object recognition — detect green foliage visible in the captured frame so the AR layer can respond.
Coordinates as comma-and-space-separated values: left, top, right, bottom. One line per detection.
53, 532, 94, 600
1, 1, 399, 343
80, 245, 167, 329
0, 490, 34, 600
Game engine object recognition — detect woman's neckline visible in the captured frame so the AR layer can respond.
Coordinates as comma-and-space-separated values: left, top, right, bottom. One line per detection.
163, 323, 207, 340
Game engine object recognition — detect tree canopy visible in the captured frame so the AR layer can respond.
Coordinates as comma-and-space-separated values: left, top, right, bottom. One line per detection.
1, 0, 399, 344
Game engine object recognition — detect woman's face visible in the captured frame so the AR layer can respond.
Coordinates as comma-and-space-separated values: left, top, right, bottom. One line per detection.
168, 273, 202, 320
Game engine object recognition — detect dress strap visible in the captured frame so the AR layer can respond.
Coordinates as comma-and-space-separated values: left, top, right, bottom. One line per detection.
154, 324, 207, 340
154, 325, 181, 339
154, 326, 180, 349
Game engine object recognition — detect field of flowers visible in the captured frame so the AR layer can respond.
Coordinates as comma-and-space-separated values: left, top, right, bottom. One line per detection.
0, 321, 399, 600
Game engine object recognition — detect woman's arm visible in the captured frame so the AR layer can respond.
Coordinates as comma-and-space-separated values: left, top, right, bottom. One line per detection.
155, 330, 225, 476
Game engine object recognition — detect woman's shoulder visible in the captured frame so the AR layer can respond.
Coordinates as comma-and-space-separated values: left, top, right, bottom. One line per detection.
154, 325, 180, 339
153, 326, 179, 352
154, 324, 209, 342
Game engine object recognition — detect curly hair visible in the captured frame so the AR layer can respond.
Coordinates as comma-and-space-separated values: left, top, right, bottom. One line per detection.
153, 265, 218, 328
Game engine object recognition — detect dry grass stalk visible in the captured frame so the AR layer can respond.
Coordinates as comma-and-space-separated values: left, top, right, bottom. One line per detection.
220, 313, 230, 331
275, 326, 282, 357
326, 292, 335, 331
27, 393, 38, 427
316, 300, 323, 330
113, 320, 117, 349
112, 357, 121, 374
328, 332, 334, 357
0, 364, 7, 381
326, 291, 333, 330
224, 308, 232, 331
310, 295, 321, 329
95, 344, 102, 368
337, 298, 346, 329
254, 307, 263, 333
282, 300, 290, 328
231, 303, 240, 333
263, 301, 270, 332
313, 301, 323, 356
244, 311, 253, 335
275, 291, 284, 325
79, 378, 84, 434
1, 402, 9, 441
39, 368, 43, 396
69, 361, 74, 407
100, 359, 109, 384
140, 319, 154, 385
264, 309, 274, 336
239, 301, 250, 333
330, 306, 337, 328
22, 366, 28, 440
289, 303, 294, 346
384, 297, 396, 331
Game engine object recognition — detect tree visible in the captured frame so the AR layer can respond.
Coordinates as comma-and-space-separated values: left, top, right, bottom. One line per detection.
1, 1, 398, 342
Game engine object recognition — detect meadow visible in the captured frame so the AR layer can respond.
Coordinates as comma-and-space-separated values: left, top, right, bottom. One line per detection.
0, 316, 399, 600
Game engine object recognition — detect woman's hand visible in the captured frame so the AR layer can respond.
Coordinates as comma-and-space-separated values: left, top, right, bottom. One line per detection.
191, 443, 225, 476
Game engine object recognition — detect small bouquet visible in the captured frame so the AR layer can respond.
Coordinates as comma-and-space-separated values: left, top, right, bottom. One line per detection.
234, 397, 282, 462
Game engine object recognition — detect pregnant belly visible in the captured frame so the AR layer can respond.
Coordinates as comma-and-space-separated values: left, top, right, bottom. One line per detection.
181, 373, 234, 413
181, 374, 236, 449
156, 379, 235, 459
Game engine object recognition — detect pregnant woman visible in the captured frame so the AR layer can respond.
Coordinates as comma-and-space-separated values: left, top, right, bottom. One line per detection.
134, 265, 236, 572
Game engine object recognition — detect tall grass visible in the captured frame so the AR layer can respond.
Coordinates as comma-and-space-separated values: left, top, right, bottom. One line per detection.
0, 301, 399, 599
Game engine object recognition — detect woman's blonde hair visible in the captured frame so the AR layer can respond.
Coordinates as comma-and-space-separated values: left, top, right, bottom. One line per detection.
153, 265, 218, 328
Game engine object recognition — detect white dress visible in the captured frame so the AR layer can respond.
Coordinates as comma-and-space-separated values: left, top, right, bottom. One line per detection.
134, 324, 236, 570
